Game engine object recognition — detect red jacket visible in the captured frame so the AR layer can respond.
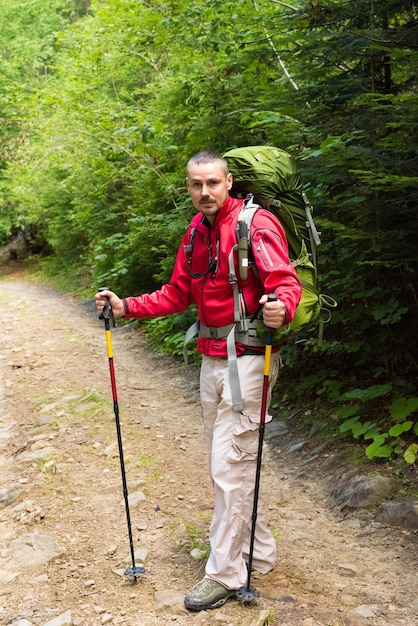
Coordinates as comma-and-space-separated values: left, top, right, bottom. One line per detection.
123, 196, 302, 357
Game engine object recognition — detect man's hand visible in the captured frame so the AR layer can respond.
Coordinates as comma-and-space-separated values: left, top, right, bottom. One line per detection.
259, 294, 287, 329
95, 289, 125, 318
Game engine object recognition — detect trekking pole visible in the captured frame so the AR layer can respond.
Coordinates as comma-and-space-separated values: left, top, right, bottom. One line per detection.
236, 293, 278, 603
98, 287, 145, 582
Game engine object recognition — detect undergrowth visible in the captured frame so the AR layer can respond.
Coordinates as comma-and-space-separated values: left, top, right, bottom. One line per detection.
276, 370, 418, 493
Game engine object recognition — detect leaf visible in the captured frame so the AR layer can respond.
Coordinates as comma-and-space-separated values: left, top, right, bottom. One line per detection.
352, 420, 372, 438
390, 397, 418, 420
370, 433, 388, 447
371, 298, 408, 324
365, 441, 393, 459
341, 385, 393, 402
337, 404, 360, 419
339, 416, 360, 433
388, 421, 413, 437
362, 426, 380, 440
404, 444, 418, 464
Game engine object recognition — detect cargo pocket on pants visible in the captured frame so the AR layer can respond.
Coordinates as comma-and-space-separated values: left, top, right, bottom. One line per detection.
227, 411, 272, 463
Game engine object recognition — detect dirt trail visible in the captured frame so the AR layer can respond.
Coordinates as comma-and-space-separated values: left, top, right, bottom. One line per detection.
0, 268, 416, 626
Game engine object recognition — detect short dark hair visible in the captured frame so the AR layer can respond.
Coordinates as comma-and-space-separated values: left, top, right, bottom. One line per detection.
186, 151, 229, 177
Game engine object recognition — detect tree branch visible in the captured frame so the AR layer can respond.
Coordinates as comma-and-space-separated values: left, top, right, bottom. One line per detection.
252, 0, 299, 91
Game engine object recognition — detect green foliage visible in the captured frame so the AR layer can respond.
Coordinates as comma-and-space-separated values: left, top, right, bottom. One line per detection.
390, 397, 418, 421
0, 0, 417, 471
337, 387, 418, 463
142, 306, 198, 360
404, 443, 418, 465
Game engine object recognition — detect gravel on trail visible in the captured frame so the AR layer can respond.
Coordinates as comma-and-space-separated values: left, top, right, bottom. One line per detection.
0, 270, 417, 626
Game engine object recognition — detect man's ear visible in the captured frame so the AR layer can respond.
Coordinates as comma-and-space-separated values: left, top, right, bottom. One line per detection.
227, 173, 233, 190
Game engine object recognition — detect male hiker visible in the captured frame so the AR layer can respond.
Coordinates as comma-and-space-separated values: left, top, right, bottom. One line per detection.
95, 150, 302, 610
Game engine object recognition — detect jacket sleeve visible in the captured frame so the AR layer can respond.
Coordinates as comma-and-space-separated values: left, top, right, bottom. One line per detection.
122, 231, 194, 319
251, 210, 302, 323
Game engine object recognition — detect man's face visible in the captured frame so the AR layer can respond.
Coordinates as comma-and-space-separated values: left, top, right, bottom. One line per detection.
187, 161, 233, 223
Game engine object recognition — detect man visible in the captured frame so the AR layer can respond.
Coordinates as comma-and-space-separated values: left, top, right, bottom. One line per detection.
95, 150, 302, 611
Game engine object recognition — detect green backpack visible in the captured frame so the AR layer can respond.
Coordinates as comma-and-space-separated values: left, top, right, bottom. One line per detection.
223, 145, 336, 344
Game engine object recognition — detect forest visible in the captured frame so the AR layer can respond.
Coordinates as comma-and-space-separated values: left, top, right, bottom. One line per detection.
0, 0, 417, 470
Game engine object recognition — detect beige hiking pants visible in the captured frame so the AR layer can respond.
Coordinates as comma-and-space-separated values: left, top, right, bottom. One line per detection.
199, 352, 281, 590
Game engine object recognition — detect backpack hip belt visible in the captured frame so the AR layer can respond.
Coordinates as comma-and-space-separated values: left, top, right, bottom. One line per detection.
197, 320, 264, 346
183, 318, 265, 413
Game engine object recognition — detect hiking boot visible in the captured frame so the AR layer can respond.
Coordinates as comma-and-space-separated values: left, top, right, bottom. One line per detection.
184, 577, 236, 611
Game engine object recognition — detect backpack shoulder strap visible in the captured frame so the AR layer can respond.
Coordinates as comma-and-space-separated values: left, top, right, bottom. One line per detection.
183, 213, 204, 272
236, 194, 260, 281
237, 194, 260, 232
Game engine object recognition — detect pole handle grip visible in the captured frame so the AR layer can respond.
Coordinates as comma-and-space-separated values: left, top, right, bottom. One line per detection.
98, 287, 115, 326
265, 293, 278, 345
